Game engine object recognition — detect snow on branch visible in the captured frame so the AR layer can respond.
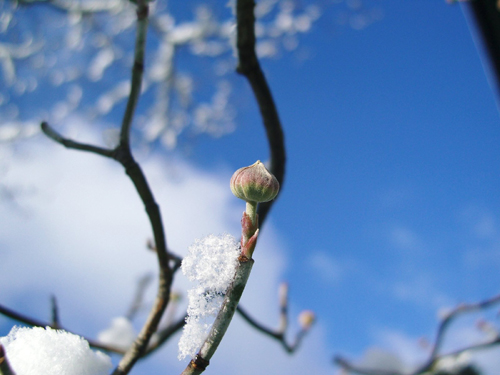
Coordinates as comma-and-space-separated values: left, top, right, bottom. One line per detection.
178, 234, 240, 360
0, 326, 112, 375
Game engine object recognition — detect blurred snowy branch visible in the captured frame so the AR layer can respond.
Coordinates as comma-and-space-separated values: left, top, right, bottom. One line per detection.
0, 0, 323, 151
334, 294, 500, 375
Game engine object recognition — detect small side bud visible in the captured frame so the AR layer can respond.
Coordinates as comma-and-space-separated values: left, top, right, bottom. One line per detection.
230, 161, 279, 203
298, 310, 316, 330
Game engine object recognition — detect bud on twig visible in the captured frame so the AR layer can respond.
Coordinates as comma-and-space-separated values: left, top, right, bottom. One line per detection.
298, 310, 316, 331
230, 160, 280, 204
230, 161, 279, 258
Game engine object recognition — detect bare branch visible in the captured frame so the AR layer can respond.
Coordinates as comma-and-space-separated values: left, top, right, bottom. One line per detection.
0, 345, 16, 375
415, 293, 500, 374
41, 122, 114, 158
119, 0, 148, 149
50, 295, 61, 329
335, 293, 500, 375
39, 1, 173, 373
334, 355, 403, 375
236, 283, 313, 354
236, 0, 286, 227
126, 274, 154, 321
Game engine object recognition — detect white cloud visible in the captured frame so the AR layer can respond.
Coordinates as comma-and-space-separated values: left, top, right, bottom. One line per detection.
0, 132, 332, 374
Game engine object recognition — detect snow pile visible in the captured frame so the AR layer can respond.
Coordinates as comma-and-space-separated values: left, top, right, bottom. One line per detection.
97, 316, 136, 350
178, 234, 240, 360
0, 326, 112, 375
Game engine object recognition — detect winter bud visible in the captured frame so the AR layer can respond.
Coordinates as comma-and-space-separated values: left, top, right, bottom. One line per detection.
298, 310, 316, 330
230, 161, 279, 203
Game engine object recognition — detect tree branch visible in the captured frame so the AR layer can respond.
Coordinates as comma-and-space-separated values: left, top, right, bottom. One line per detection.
335, 293, 500, 375
416, 293, 500, 374
334, 355, 403, 375
126, 273, 154, 321
50, 295, 61, 329
41, 122, 114, 158
119, 0, 148, 148
39, 1, 173, 373
236, 283, 313, 354
236, 0, 286, 227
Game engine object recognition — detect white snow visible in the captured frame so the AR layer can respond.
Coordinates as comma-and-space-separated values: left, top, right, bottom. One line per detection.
178, 234, 240, 360
0, 326, 112, 375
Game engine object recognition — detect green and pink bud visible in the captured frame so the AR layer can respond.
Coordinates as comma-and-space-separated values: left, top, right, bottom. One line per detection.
230, 161, 279, 259
230, 160, 279, 204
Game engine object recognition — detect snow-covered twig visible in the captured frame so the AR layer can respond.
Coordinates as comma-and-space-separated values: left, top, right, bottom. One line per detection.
180, 258, 254, 375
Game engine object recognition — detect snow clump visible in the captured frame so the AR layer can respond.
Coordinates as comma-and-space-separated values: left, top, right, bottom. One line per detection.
178, 233, 240, 360
0, 326, 112, 375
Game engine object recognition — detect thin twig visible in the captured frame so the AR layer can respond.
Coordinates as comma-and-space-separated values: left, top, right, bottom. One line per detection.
109, 2, 172, 373
415, 293, 500, 374
429, 293, 500, 360
0, 345, 16, 375
41, 122, 114, 158
126, 274, 154, 321
334, 356, 403, 375
236, 284, 312, 354
50, 295, 61, 329
119, 2, 147, 148
236, 0, 286, 227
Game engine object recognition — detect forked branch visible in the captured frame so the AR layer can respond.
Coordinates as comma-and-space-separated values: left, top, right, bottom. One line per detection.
236, 283, 314, 354
40, 1, 173, 374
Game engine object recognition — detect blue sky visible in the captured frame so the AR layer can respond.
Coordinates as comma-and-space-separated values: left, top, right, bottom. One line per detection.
2, 0, 500, 374
190, 0, 500, 367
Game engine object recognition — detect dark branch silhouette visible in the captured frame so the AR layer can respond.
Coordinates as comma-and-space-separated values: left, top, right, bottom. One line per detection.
235, 0, 286, 227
